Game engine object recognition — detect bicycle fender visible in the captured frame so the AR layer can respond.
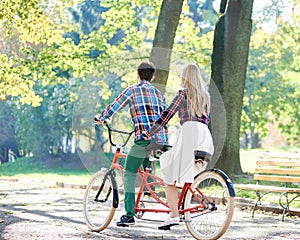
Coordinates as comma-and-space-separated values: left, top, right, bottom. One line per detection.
107, 170, 119, 208
209, 168, 236, 197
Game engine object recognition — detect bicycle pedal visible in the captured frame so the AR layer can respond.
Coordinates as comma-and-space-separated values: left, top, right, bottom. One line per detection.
180, 219, 191, 223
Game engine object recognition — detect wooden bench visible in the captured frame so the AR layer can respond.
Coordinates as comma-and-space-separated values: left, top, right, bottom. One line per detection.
234, 152, 300, 221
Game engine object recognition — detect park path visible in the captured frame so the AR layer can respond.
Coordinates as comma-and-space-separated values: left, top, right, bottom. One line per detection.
0, 178, 300, 240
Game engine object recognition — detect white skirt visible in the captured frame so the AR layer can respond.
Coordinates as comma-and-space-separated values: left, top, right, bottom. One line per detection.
160, 121, 214, 185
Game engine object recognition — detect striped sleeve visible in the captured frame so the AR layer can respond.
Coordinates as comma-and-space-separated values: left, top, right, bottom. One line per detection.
100, 86, 132, 121
148, 90, 184, 137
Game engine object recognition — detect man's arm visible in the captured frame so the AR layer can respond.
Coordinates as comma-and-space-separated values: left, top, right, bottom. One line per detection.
97, 86, 132, 122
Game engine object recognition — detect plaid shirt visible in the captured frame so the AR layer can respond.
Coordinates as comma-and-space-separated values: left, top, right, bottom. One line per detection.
99, 80, 168, 143
148, 89, 210, 137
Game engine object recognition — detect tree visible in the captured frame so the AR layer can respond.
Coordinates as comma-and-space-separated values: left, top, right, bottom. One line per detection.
150, 0, 184, 93
210, 0, 254, 175
0, 0, 161, 158
0, 101, 19, 163
0, 0, 70, 106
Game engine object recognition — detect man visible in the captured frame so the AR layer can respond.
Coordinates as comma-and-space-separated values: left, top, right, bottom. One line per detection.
95, 61, 168, 226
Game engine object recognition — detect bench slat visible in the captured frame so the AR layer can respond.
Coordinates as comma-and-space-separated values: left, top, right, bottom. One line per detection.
259, 153, 300, 160
234, 184, 300, 193
256, 160, 300, 167
255, 167, 300, 175
254, 174, 300, 183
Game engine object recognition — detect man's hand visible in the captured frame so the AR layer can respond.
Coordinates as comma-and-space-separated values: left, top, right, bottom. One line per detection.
142, 131, 150, 140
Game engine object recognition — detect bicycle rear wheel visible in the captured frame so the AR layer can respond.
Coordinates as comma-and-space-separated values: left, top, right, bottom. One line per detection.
184, 171, 234, 240
83, 169, 118, 232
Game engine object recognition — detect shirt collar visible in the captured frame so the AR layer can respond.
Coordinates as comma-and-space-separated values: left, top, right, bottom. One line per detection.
139, 80, 150, 85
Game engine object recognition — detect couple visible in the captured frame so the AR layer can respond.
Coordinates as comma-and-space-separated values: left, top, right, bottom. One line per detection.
95, 61, 214, 230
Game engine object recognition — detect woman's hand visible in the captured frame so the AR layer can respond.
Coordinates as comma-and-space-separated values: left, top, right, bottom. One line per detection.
142, 131, 150, 140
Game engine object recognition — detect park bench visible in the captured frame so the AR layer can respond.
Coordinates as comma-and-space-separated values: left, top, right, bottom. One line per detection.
234, 152, 300, 221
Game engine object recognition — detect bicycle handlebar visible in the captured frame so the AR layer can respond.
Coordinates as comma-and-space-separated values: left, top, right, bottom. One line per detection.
94, 119, 134, 147
94, 118, 172, 157
94, 119, 210, 162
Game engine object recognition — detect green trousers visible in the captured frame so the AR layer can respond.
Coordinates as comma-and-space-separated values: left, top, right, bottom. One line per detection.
124, 139, 150, 217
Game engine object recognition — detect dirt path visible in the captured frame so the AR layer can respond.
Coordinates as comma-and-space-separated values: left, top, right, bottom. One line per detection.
0, 178, 299, 240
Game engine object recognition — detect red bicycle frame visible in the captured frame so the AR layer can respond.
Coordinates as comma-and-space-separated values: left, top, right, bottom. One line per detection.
110, 150, 208, 216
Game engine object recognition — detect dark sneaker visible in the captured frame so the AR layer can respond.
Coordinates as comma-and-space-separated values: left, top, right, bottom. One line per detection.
116, 215, 135, 227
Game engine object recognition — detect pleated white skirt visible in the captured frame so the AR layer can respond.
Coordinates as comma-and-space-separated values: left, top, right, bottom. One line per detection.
160, 121, 214, 185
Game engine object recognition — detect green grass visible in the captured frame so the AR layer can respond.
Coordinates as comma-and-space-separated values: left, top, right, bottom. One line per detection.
240, 146, 300, 173
1, 146, 299, 186
0, 156, 97, 184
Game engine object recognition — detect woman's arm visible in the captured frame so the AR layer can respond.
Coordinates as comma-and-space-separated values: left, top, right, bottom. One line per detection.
148, 90, 185, 137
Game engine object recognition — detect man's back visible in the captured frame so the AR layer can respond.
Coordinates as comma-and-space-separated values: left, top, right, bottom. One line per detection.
128, 80, 167, 143
99, 80, 168, 143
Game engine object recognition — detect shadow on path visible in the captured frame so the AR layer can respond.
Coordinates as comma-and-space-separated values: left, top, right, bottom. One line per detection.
0, 179, 300, 240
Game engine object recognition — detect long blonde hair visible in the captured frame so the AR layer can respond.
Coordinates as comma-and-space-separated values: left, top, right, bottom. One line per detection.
180, 63, 210, 117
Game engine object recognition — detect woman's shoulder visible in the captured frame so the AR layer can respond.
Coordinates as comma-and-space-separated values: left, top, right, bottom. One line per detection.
177, 88, 188, 100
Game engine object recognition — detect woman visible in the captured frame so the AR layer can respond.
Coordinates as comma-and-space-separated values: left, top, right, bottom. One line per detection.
143, 63, 214, 229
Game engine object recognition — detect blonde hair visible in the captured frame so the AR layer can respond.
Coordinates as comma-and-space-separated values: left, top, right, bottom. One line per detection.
180, 63, 210, 117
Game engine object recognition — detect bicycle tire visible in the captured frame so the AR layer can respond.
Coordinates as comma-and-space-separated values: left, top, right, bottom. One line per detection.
83, 169, 118, 232
183, 171, 234, 240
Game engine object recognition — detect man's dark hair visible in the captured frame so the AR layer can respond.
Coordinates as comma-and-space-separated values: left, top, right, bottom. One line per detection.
137, 62, 156, 81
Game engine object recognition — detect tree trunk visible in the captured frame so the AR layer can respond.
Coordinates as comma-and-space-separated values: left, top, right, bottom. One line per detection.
150, 0, 183, 93
0, 147, 8, 164
210, 0, 254, 176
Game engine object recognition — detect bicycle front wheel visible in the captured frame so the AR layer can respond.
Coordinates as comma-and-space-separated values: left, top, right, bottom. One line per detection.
184, 171, 234, 240
83, 169, 118, 232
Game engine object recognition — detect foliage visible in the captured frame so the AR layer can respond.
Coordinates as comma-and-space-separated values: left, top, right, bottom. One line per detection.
0, 156, 92, 184
0, 0, 162, 159
173, 0, 217, 70
241, 0, 300, 147
0, 157, 47, 175
0, 0, 71, 106
274, 7, 300, 142
0, 0, 299, 163
15, 83, 76, 156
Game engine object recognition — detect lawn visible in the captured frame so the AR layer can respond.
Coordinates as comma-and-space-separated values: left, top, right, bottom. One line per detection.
240, 146, 300, 173
1, 146, 299, 185
0, 156, 93, 185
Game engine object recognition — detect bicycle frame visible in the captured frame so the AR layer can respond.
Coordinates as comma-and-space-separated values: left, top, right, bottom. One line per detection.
111, 147, 126, 182
85, 121, 235, 239
94, 121, 224, 218
109, 149, 208, 217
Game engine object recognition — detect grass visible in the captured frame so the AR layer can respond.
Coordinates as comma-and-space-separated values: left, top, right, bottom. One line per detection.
0, 152, 118, 184
0, 156, 94, 184
1, 146, 299, 186
240, 146, 300, 173
2, 172, 93, 185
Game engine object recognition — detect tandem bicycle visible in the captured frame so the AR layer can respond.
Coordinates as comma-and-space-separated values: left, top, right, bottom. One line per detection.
83, 121, 236, 240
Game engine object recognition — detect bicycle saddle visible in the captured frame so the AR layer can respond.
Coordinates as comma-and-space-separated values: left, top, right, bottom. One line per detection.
194, 150, 212, 162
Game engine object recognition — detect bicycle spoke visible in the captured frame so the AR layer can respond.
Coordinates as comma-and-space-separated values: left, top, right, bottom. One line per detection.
184, 171, 234, 240
83, 170, 117, 232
